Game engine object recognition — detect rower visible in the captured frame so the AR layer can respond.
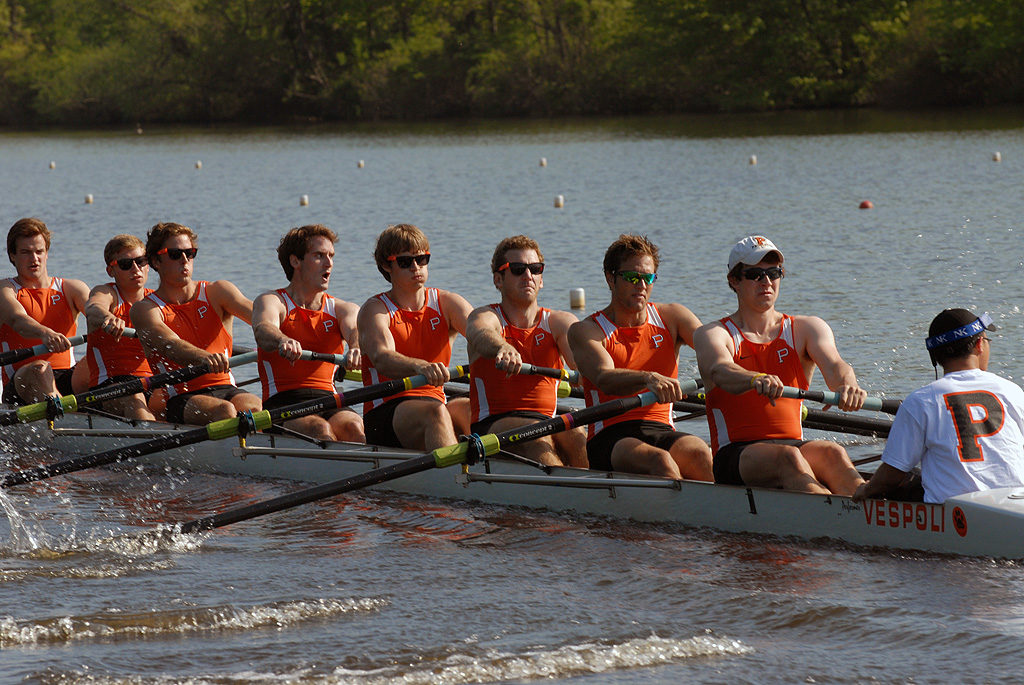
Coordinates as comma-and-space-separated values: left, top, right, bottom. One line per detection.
693, 235, 865, 495
71, 234, 156, 420
466, 235, 587, 467
0, 218, 89, 404
568, 234, 712, 478
357, 223, 472, 450
131, 222, 261, 425
252, 224, 364, 442
854, 309, 1024, 504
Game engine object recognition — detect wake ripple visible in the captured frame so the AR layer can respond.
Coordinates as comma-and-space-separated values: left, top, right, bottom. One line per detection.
0, 596, 387, 647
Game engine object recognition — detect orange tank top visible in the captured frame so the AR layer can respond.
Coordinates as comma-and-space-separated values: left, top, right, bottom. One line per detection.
583, 304, 677, 439
1, 277, 77, 384
86, 284, 153, 386
145, 281, 234, 397
362, 288, 451, 414
705, 314, 807, 452
258, 289, 345, 399
469, 305, 562, 422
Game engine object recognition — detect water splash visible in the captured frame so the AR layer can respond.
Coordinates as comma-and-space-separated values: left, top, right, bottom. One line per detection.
0, 596, 388, 647
333, 633, 752, 684
0, 487, 42, 551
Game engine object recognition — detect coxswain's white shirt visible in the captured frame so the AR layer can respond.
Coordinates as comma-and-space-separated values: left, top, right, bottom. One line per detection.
882, 369, 1024, 503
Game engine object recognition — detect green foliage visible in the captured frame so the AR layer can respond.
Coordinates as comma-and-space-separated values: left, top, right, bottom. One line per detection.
0, 0, 1020, 125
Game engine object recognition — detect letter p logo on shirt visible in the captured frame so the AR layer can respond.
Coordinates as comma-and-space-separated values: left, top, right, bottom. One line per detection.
777, 348, 789, 365
197, 306, 208, 319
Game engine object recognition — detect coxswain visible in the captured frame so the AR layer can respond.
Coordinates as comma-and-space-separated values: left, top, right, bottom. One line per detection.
854, 309, 1024, 503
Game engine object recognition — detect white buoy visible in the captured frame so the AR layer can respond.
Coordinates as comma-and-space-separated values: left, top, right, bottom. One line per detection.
554, 194, 565, 208
84, 194, 94, 204
539, 157, 547, 167
195, 160, 202, 169
569, 288, 585, 310
993, 151, 1002, 162
749, 155, 758, 166
300, 194, 309, 206
357, 160, 365, 168
48, 161, 55, 169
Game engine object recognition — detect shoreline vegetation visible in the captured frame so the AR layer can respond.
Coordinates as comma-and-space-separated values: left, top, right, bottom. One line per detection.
0, 0, 1021, 127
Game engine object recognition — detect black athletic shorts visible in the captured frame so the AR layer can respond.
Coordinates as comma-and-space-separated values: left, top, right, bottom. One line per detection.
586, 419, 691, 472
470, 410, 551, 436
363, 396, 442, 448
166, 384, 249, 424
713, 438, 808, 486
2, 367, 74, 405
264, 387, 348, 419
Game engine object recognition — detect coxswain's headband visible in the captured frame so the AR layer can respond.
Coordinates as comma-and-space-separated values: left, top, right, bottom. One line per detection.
925, 313, 994, 350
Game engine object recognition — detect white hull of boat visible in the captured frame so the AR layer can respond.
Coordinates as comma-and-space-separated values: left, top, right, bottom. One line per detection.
4, 413, 1024, 559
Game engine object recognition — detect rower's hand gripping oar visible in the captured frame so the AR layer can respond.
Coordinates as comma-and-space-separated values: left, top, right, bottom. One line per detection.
778, 386, 901, 415
0, 344, 257, 427
0, 333, 89, 367
0, 365, 469, 489
174, 379, 700, 534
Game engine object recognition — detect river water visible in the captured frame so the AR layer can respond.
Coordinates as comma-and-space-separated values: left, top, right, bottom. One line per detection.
1, 109, 1024, 682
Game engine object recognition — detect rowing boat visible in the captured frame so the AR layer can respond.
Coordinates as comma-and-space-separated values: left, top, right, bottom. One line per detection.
4, 410, 1024, 559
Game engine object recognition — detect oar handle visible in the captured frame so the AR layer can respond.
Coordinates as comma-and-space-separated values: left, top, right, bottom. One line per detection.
518, 364, 580, 385
0, 334, 88, 367
779, 387, 901, 415
298, 350, 347, 365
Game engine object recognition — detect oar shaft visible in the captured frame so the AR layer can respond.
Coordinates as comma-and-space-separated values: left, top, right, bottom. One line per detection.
0, 334, 88, 367
0, 365, 468, 488
779, 387, 901, 415
177, 386, 677, 533
518, 364, 580, 384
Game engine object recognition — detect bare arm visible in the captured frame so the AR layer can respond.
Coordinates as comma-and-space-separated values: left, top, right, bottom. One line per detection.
84, 284, 127, 339
357, 297, 450, 385
251, 292, 297, 360
0, 284, 73, 351
798, 315, 866, 411
549, 309, 580, 369
466, 306, 521, 373
568, 318, 681, 403
852, 463, 909, 503
335, 298, 361, 369
662, 302, 703, 349
63, 278, 90, 318
694, 322, 766, 396
208, 280, 254, 325
132, 298, 227, 371
441, 289, 473, 337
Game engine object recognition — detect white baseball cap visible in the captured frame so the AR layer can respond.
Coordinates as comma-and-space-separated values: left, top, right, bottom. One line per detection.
728, 235, 784, 270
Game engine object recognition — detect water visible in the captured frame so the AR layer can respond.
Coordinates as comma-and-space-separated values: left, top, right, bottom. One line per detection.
2, 110, 1024, 682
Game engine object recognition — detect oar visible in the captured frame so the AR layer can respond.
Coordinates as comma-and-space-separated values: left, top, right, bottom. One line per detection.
0, 365, 468, 489
174, 382, 697, 534
339, 364, 579, 385
779, 387, 901, 415
0, 334, 89, 367
0, 346, 258, 426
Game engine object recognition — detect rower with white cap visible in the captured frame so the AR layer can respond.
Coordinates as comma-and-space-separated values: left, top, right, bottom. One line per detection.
694, 235, 867, 495
854, 309, 1024, 504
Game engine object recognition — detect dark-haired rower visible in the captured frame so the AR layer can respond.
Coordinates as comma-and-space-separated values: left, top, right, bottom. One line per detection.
854, 309, 1024, 504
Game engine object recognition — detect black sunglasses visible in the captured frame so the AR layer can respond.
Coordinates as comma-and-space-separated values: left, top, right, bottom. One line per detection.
742, 266, 784, 282
498, 261, 545, 276
157, 247, 198, 261
109, 256, 147, 270
388, 253, 430, 269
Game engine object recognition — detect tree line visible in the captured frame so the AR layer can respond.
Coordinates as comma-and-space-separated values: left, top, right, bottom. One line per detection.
0, 0, 1020, 126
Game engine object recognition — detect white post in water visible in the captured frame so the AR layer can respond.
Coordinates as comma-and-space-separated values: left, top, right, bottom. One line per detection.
554, 194, 565, 208
570, 288, 585, 310
84, 194, 94, 204
993, 151, 1002, 162
300, 194, 309, 206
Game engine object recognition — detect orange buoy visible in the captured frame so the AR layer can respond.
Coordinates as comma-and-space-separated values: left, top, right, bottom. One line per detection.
859, 200, 873, 210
